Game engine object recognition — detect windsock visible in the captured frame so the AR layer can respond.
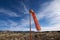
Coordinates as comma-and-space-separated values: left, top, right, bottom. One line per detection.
29, 9, 41, 31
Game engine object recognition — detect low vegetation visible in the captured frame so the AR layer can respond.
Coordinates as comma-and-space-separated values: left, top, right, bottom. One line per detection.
0, 31, 60, 40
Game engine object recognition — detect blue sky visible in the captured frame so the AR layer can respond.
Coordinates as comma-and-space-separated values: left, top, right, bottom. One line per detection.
0, 0, 60, 31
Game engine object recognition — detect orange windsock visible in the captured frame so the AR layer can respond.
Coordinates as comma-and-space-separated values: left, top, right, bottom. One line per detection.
29, 9, 41, 31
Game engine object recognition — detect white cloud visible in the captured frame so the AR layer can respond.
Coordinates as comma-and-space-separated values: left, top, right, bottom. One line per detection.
37, 0, 60, 31
0, 9, 20, 17
21, 2, 29, 14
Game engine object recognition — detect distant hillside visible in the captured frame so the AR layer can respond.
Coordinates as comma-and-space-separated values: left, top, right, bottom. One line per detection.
0, 31, 60, 40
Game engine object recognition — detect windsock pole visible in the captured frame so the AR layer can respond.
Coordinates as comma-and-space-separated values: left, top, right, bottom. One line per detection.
29, 13, 32, 40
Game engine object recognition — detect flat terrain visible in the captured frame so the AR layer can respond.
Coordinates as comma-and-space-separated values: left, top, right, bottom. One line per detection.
0, 31, 60, 40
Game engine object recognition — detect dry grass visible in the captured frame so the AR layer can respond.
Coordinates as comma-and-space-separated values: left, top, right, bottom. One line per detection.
0, 31, 60, 40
